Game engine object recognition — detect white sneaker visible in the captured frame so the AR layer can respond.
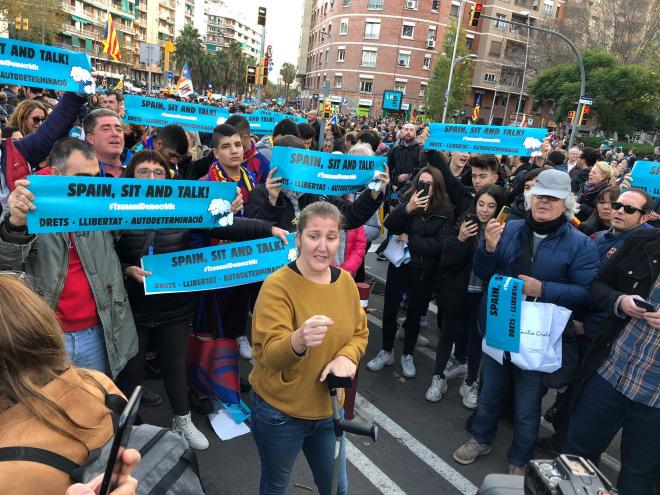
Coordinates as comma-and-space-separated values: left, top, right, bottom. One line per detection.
425, 375, 448, 402
236, 336, 253, 360
459, 380, 479, 409
366, 350, 394, 371
395, 327, 430, 347
400, 354, 416, 378
397, 314, 429, 327
444, 358, 468, 380
173, 413, 209, 450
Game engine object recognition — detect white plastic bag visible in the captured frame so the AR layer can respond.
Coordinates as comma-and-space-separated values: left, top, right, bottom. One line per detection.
383, 238, 411, 267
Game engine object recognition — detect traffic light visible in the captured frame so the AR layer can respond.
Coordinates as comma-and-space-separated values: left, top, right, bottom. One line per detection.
469, 2, 483, 27
15, 15, 28, 31
246, 65, 257, 85
261, 66, 269, 85
257, 7, 267, 26
567, 111, 575, 124
579, 106, 590, 125
323, 100, 331, 119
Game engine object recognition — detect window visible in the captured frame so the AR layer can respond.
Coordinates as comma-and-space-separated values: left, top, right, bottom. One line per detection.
325, 49, 329, 63
495, 14, 506, 30
397, 52, 411, 67
423, 54, 432, 69
484, 73, 496, 83
427, 27, 437, 40
394, 81, 406, 94
337, 48, 345, 61
342, 0, 350, 5
419, 83, 427, 96
465, 37, 474, 50
401, 23, 415, 39
544, 0, 553, 13
340, 18, 348, 35
360, 79, 373, 93
431, 0, 440, 11
450, 3, 459, 17
365, 20, 381, 39
367, 0, 384, 9
489, 41, 502, 57
361, 49, 377, 67
404, 0, 418, 9
334, 75, 342, 88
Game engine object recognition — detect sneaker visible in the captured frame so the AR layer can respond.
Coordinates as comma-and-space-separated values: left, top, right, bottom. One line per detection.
444, 358, 468, 380
395, 326, 430, 347
453, 438, 492, 465
459, 380, 479, 409
397, 315, 428, 327
140, 388, 162, 407
425, 375, 448, 402
173, 413, 209, 451
400, 354, 416, 378
236, 336, 253, 360
366, 350, 395, 371
507, 464, 527, 476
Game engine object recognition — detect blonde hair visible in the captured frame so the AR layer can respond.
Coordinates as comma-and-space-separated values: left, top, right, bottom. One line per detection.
7, 99, 48, 136
592, 161, 615, 186
296, 201, 343, 234
0, 275, 105, 445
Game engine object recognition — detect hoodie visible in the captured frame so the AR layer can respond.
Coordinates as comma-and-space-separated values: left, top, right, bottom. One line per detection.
256, 135, 273, 162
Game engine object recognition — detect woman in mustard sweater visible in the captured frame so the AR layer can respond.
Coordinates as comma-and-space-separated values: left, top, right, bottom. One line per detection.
250, 201, 369, 495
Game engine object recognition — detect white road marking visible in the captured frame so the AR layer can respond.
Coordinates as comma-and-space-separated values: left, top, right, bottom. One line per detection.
346, 439, 407, 494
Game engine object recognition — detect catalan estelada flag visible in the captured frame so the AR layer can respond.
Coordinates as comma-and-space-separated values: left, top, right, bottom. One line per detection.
176, 63, 194, 97
472, 95, 481, 121
103, 13, 121, 62
114, 75, 124, 91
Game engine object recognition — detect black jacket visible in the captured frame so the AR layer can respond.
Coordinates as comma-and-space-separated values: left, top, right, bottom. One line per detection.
435, 225, 477, 315
387, 140, 422, 189
570, 228, 660, 407
425, 150, 473, 217
569, 166, 589, 194
384, 197, 455, 282
577, 215, 608, 237
245, 186, 383, 233
115, 218, 273, 327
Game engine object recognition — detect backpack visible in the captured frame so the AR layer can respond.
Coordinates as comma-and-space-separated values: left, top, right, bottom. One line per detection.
0, 395, 206, 495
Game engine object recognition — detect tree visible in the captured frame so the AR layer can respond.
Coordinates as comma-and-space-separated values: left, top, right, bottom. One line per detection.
426, 21, 473, 122
279, 62, 297, 100
529, 49, 660, 135
0, 0, 64, 44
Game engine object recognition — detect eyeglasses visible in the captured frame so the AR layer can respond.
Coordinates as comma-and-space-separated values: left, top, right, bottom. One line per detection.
31, 116, 46, 124
611, 201, 646, 215
135, 168, 166, 178
533, 194, 562, 202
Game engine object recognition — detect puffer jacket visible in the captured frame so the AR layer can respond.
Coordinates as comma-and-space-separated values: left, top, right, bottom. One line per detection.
473, 219, 599, 335
337, 227, 367, 276
115, 218, 275, 327
0, 221, 137, 378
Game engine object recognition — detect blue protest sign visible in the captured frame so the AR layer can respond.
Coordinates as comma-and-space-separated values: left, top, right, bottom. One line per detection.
0, 37, 94, 94
485, 275, 524, 353
247, 110, 306, 134
26, 175, 237, 233
141, 233, 297, 294
630, 160, 660, 197
271, 146, 386, 195
123, 95, 230, 133
425, 124, 547, 156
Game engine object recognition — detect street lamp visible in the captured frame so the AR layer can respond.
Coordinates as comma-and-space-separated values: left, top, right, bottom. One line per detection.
441, 54, 477, 123
514, 10, 531, 126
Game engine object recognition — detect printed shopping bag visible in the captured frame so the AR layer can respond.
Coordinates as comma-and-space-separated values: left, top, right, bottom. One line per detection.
383, 238, 411, 267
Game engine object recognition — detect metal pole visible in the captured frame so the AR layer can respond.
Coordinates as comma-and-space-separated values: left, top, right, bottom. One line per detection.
256, 25, 266, 105
503, 88, 511, 125
514, 14, 530, 126
441, 0, 464, 123
489, 86, 499, 125
479, 13, 585, 148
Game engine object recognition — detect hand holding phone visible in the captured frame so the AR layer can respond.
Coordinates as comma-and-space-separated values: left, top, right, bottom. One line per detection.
465, 214, 479, 225
633, 298, 656, 312
416, 181, 431, 198
495, 206, 511, 224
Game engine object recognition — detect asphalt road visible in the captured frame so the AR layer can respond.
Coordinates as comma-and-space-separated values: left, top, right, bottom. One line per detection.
138, 248, 622, 495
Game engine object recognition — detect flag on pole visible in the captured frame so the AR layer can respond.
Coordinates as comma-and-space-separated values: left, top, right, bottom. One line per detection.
520, 114, 528, 127
102, 13, 121, 62
114, 75, 124, 91
472, 95, 481, 121
176, 63, 194, 97
329, 115, 338, 125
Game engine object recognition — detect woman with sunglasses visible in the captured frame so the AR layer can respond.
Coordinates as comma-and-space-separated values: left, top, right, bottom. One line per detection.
114, 150, 288, 451
366, 166, 455, 379
7, 99, 48, 137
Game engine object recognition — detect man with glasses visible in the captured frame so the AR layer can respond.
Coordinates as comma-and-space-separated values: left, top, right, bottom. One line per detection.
0, 137, 137, 379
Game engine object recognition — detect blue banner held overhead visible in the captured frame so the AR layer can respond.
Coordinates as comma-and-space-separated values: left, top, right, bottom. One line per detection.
485, 274, 524, 353
630, 160, 660, 197
247, 111, 306, 134
271, 146, 386, 195
0, 38, 94, 94
26, 175, 237, 233
141, 233, 297, 294
425, 123, 547, 156
123, 95, 230, 133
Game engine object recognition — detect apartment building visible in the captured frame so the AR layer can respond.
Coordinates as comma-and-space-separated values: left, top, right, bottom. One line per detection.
205, 2, 261, 58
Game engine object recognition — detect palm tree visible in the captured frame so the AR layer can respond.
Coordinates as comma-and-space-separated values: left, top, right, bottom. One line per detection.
280, 62, 297, 100
174, 25, 206, 90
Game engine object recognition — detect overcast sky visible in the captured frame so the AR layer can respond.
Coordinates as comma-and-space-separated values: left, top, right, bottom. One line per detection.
224, 0, 305, 81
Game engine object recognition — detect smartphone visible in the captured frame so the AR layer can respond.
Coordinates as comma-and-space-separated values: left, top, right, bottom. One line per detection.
465, 214, 479, 225
495, 206, 511, 224
633, 298, 656, 311
98, 386, 143, 495
416, 181, 430, 198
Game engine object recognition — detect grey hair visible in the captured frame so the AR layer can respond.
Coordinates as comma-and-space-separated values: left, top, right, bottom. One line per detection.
49, 137, 96, 173
82, 108, 120, 136
524, 190, 579, 220
348, 142, 375, 156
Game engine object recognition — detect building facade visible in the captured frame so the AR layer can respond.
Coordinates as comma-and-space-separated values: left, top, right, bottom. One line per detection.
205, 2, 262, 59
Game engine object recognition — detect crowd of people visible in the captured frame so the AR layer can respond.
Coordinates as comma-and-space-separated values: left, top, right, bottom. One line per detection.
0, 81, 658, 495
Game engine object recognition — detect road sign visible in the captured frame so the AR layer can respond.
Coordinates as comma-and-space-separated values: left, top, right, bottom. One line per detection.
342, 96, 349, 105
579, 95, 592, 105
382, 90, 403, 111
139, 42, 160, 65
167, 71, 174, 80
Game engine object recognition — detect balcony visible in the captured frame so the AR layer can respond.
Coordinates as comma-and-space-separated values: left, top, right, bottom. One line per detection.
62, 4, 103, 26
61, 22, 100, 40
159, 0, 176, 10
80, 0, 135, 20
